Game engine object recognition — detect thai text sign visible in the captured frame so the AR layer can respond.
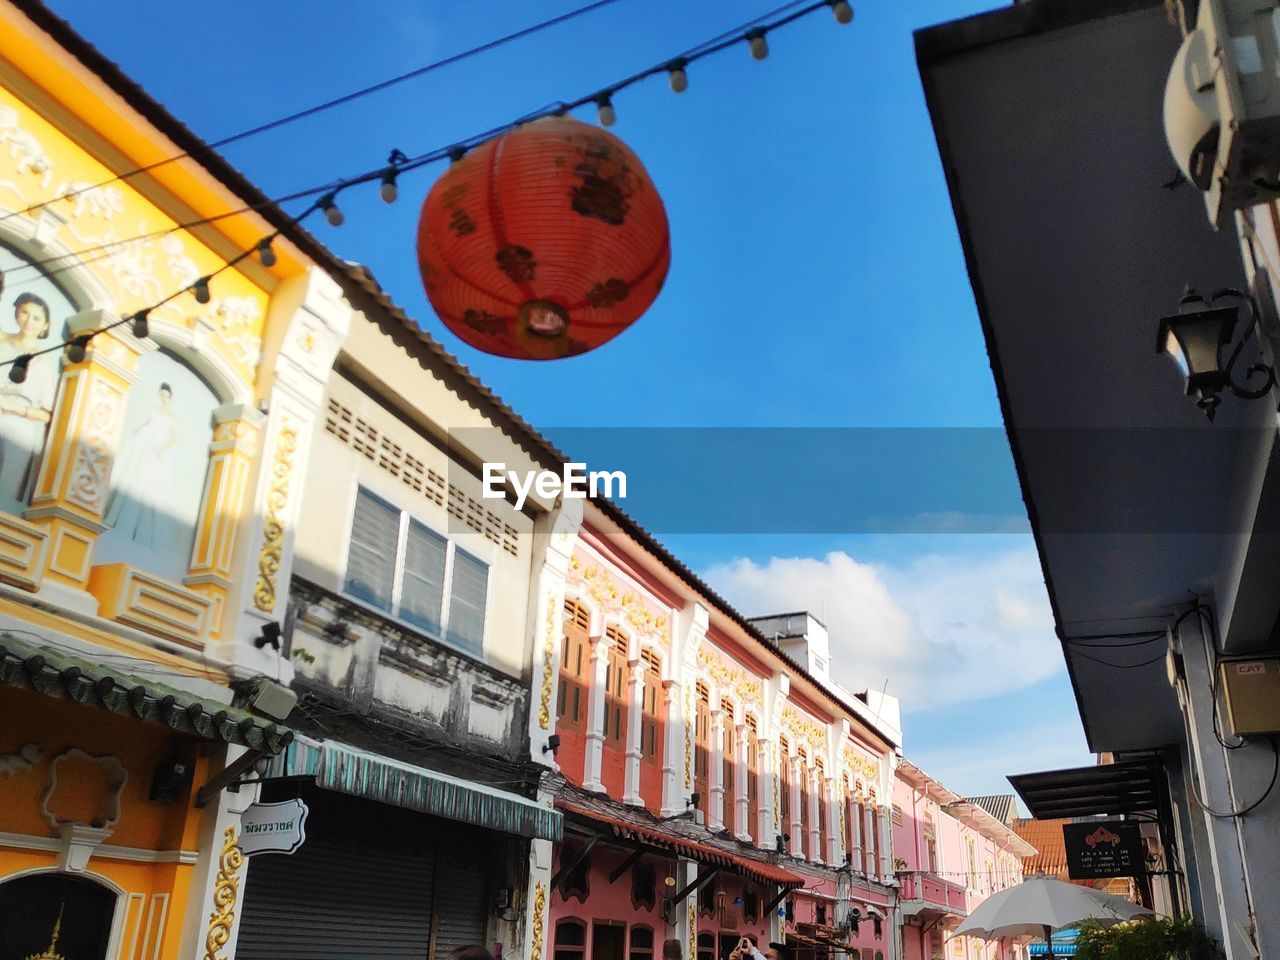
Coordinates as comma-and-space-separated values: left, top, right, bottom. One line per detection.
239, 799, 308, 856
1063, 821, 1144, 879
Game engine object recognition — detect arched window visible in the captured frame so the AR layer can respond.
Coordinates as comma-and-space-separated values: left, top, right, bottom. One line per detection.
745, 715, 760, 843
0, 872, 118, 960
778, 735, 791, 851
554, 919, 587, 960
815, 757, 828, 863
694, 682, 711, 821
639, 649, 665, 814
798, 748, 811, 860
557, 599, 591, 782
602, 625, 631, 797
720, 698, 735, 835
630, 925, 655, 960
697, 932, 716, 960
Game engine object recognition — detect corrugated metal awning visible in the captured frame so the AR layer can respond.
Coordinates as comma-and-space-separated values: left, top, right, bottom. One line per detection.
271, 736, 561, 842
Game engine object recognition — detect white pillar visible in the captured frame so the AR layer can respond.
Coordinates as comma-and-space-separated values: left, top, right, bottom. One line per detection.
825, 778, 840, 865
808, 770, 823, 863
879, 805, 893, 881
709, 705, 724, 831
527, 498, 581, 766
624, 660, 645, 806
789, 758, 804, 857
851, 797, 864, 874
862, 803, 876, 877
520, 784, 557, 960
661, 680, 683, 817
759, 737, 775, 847
735, 724, 751, 843
583, 635, 609, 792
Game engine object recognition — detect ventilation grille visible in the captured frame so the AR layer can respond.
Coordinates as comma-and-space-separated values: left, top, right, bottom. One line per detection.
325, 397, 519, 556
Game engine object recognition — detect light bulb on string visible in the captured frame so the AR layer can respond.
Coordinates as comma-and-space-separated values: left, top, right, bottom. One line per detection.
319, 193, 344, 227
747, 29, 769, 60
193, 277, 211, 305
595, 93, 616, 127
380, 168, 399, 204
131, 310, 150, 339
257, 238, 277, 268
829, 0, 853, 24
448, 146, 468, 166
668, 59, 688, 93
66, 335, 90, 364
9, 355, 30, 384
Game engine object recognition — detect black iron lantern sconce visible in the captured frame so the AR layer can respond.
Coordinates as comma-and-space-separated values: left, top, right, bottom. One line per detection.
1157, 286, 1277, 421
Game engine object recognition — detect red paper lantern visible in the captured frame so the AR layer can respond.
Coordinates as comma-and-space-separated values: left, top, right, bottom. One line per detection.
417, 116, 670, 360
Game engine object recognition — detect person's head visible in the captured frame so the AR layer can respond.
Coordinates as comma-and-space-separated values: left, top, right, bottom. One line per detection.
447, 947, 493, 960
159, 382, 173, 406
663, 939, 683, 960
12, 292, 50, 339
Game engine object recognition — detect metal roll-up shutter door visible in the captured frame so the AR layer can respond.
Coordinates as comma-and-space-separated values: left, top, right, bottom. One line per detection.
238, 787, 437, 959
429, 834, 491, 959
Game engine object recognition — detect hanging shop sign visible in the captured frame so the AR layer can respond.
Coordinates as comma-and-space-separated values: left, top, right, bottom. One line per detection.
1063, 820, 1145, 879
239, 799, 309, 856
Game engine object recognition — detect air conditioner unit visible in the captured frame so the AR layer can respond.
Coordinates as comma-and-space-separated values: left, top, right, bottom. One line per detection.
1164, 0, 1280, 228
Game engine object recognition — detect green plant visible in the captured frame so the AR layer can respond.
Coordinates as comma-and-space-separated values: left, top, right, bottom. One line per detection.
290, 646, 316, 665
1075, 916, 1222, 960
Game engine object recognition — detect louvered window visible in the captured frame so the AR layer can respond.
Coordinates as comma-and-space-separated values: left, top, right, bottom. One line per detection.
344, 487, 488, 655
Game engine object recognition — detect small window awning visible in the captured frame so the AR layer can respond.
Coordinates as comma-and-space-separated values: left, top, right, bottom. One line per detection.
1008, 759, 1165, 820
559, 799, 806, 889
270, 736, 562, 843
0, 633, 292, 753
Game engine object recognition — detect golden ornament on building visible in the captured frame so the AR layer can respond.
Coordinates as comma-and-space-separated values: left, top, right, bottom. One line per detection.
26, 904, 66, 960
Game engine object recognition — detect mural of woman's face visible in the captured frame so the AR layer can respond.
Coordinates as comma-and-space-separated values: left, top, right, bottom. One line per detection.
14, 300, 49, 338
159, 385, 173, 410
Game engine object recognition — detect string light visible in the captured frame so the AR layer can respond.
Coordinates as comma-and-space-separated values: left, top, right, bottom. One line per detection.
319, 194, 344, 227
596, 93, 617, 127
0, 1, 847, 374
193, 276, 212, 305
66, 336, 90, 364
380, 168, 399, 204
829, 0, 853, 24
668, 59, 689, 93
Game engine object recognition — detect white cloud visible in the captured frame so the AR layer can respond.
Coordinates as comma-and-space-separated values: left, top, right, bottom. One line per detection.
701, 545, 1063, 711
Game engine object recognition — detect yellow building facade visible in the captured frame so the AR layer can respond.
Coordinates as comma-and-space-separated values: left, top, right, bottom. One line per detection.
0, 3, 352, 958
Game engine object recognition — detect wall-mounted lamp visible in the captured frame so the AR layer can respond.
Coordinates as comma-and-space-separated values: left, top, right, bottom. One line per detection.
775, 833, 790, 853
542, 734, 561, 755
688, 791, 701, 809
254, 622, 282, 651
1157, 286, 1277, 421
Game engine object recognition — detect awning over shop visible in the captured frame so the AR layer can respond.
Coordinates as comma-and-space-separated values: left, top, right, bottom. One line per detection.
559, 799, 806, 889
0, 633, 292, 752
1009, 759, 1165, 820
271, 736, 562, 842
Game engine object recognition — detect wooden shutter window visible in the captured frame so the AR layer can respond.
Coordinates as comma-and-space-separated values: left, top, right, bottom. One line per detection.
344, 488, 399, 610
445, 548, 487, 653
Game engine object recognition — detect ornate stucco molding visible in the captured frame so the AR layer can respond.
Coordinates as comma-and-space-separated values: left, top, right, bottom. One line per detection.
252, 420, 297, 613
203, 824, 244, 960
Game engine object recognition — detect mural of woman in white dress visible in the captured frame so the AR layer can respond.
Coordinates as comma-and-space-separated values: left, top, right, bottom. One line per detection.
103, 381, 178, 545
0, 246, 74, 516
97, 349, 217, 581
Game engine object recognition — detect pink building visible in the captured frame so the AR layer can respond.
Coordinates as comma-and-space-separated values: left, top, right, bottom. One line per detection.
893, 763, 1036, 960
530, 501, 902, 960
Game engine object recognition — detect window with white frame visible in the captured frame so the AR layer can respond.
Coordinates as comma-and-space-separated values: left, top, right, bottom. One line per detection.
344, 486, 489, 653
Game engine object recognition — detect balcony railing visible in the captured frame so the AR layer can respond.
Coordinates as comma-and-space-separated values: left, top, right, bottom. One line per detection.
896, 870, 968, 913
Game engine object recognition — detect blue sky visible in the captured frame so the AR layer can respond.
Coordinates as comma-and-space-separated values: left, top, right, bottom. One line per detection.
46, 0, 1093, 802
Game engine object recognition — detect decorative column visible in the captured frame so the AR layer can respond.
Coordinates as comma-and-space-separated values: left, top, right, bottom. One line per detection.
879, 805, 893, 881
25, 313, 140, 607
584, 633, 609, 792
789, 757, 803, 858
734, 723, 751, 843
708, 702, 724, 831
520, 782, 557, 960
670, 603, 707, 815
184, 403, 264, 642
528, 496, 581, 765
219, 267, 351, 681
807, 769, 822, 863
673, 857, 699, 960
758, 735, 775, 845
825, 777, 840, 865
623, 659, 645, 806
661, 679, 683, 817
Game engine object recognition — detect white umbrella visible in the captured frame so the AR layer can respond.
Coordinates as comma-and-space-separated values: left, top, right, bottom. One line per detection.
951, 877, 1153, 952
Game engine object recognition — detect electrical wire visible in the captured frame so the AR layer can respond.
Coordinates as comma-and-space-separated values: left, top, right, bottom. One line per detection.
1185, 734, 1278, 819
0, 0, 819, 289
1071, 650, 1168, 669
0, 0, 628, 228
